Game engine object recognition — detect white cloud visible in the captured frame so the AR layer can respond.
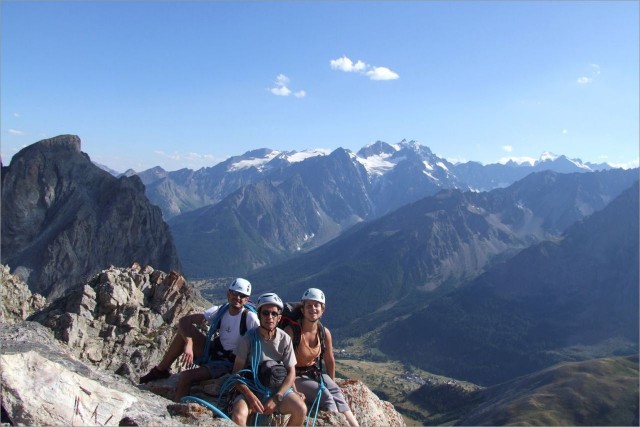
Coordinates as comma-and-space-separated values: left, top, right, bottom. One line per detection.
275, 74, 289, 86
609, 159, 639, 170
330, 55, 399, 81
271, 85, 292, 97
577, 63, 600, 84
499, 156, 537, 166
152, 150, 220, 170
366, 66, 399, 81
268, 74, 305, 98
330, 56, 367, 73
8, 129, 25, 136
13, 113, 20, 118
562, 129, 568, 134
154, 150, 216, 162
501, 145, 513, 153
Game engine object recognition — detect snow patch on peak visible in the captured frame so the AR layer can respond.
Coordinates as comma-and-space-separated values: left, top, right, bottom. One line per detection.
355, 152, 396, 176
436, 161, 449, 171
228, 150, 282, 171
283, 148, 330, 163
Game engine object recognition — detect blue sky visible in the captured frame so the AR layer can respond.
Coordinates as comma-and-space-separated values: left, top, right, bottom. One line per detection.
2, 1, 638, 172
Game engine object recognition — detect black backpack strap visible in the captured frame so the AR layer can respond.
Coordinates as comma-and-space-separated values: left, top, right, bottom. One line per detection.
317, 322, 326, 372
240, 308, 248, 336
290, 321, 302, 349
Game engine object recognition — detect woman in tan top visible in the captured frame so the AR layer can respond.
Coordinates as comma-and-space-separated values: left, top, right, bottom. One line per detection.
284, 288, 359, 426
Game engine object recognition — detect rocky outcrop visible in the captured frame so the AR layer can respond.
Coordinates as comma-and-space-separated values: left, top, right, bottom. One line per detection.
140, 374, 404, 427
28, 264, 208, 383
1, 135, 182, 300
2, 264, 405, 426
0, 264, 46, 325
0, 321, 233, 426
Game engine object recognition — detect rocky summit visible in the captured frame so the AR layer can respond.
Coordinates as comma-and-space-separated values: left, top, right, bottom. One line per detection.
1, 135, 182, 300
1, 263, 405, 426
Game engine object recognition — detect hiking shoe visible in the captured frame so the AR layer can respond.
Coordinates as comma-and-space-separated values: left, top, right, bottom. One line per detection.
139, 367, 171, 384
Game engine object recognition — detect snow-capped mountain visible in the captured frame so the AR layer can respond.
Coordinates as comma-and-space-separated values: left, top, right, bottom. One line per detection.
136, 139, 614, 220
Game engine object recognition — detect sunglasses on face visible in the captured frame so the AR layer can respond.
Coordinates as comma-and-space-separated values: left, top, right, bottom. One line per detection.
229, 290, 248, 299
260, 310, 281, 318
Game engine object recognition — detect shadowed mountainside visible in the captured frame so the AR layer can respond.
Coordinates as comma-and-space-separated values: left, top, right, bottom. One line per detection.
248, 170, 638, 337
1, 135, 181, 299
380, 181, 639, 386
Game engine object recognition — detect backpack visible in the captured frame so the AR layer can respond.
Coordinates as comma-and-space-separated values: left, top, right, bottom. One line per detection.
199, 302, 257, 365
277, 302, 326, 372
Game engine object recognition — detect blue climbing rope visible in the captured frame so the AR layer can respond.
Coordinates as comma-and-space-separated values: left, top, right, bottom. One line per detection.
180, 395, 231, 420
195, 303, 229, 366
303, 373, 325, 427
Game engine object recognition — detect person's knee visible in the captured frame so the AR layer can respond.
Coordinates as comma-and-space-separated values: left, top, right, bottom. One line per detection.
232, 403, 249, 425
292, 397, 307, 416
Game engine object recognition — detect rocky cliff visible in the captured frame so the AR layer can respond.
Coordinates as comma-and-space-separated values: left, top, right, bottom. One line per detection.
1, 135, 182, 299
1, 264, 405, 426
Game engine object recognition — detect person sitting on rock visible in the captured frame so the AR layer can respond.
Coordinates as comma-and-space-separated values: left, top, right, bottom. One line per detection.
285, 288, 359, 426
229, 292, 307, 426
139, 278, 259, 402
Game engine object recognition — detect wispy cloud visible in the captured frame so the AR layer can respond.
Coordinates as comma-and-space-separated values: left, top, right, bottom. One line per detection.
577, 63, 600, 84
151, 150, 221, 170
8, 129, 25, 136
13, 113, 20, 118
268, 74, 306, 98
330, 55, 399, 81
154, 150, 217, 162
501, 145, 513, 153
499, 156, 537, 166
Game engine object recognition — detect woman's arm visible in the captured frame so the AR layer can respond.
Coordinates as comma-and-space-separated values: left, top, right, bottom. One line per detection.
323, 327, 336, 379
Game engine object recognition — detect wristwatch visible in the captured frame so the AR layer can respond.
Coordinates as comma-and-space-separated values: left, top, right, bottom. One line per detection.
275, 393, 284, 403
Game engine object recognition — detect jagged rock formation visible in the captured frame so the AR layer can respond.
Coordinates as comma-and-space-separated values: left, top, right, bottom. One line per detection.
0, 264, 46, 325
1, 135, 182, 299
28, 264, 208, 382
2, 264, 405, 426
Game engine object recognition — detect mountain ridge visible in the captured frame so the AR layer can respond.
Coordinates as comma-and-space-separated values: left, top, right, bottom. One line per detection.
1, 135, 182, 299
379, 180, 639, 385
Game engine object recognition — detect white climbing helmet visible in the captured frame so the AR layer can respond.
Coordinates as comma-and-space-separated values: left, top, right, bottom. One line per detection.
229, 278, 252, 296
301, 288, 325, 305
256, 292, 283, 311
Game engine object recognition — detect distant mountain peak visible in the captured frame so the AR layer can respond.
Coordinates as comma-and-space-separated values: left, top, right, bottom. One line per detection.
539, 151, 559, 162
227, 149, 281, 172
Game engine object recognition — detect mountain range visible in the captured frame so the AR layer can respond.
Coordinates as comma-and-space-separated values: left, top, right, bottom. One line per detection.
129, 139, 617, 278
379, 181, 639, 385
2, 134, 637, 397
247, 169, 638, 329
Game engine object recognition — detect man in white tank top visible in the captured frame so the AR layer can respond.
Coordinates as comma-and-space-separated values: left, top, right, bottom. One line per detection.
139, 278, 259, 402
